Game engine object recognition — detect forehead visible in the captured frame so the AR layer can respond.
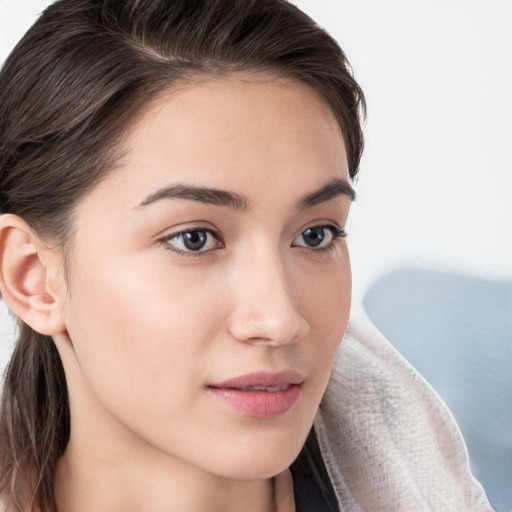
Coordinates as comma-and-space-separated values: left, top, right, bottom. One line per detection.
79, 75, 349, 213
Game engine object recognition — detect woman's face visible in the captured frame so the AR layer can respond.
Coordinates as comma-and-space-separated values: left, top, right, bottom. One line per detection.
56, 76, 353, 480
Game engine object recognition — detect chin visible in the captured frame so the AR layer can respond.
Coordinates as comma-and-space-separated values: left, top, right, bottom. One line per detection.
221, 457, 295, 481
200, 405, 318, 480
204, 433, 306, 481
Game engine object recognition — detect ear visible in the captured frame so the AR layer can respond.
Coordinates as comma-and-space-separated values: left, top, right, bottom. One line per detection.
0, 214, 66, 336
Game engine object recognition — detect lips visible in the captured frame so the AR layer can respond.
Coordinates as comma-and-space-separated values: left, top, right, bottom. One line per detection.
207, 371, 304, 418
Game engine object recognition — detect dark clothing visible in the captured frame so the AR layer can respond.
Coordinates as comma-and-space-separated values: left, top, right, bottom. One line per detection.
291, 429, 339, 512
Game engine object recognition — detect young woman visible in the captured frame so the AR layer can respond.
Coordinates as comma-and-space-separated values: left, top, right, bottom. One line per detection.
0, 1, 493, 511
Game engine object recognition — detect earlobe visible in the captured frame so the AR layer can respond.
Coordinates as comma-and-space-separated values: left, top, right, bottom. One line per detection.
0, 214, 66, 336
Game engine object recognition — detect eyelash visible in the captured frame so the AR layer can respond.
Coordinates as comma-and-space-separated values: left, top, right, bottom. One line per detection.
158, 224, 347, 258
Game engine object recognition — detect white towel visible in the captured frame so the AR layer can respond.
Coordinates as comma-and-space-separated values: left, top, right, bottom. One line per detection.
315, 313, 493, 511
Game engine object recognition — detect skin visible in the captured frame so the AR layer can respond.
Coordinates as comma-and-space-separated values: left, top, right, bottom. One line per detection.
1, 75, 353, 511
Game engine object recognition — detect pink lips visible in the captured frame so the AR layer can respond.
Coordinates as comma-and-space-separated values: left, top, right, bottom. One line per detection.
207, 371, 304, 418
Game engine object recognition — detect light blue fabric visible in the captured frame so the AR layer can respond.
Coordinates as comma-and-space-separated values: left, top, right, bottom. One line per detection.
363, 269, 512, 512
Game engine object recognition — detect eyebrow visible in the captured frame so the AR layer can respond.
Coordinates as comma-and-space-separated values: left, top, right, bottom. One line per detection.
137, 177, 355, 210
297, 178, 356, 207
138, 184, 249, 210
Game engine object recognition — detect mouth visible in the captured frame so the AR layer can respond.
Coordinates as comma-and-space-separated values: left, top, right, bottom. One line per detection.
207, 371, 304, 418
235, 383, 293, 392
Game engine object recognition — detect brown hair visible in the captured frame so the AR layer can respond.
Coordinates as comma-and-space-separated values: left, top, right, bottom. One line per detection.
0, 0, 365, 509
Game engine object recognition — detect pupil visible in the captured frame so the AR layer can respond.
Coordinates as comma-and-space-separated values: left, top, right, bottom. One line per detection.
183, 231, 207, 250
303, 227, 324, 247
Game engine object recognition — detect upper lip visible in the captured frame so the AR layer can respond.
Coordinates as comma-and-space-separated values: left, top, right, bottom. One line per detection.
209, 371, 304, 389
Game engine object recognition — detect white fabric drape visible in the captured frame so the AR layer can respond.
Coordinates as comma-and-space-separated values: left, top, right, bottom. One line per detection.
315, 313, 493, 511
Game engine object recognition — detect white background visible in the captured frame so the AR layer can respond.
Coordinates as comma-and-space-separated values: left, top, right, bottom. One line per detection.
1, 0, 511, 354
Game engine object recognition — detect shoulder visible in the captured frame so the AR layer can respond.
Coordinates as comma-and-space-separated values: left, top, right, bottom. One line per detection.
314, 311, 493, 512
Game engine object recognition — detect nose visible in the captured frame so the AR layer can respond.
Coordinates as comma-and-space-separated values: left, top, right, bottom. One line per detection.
226, 249, 310, 346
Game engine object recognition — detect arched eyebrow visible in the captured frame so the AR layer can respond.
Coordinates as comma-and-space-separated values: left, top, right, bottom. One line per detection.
136, 177, 355, 210
297, 178, 356, 208
137, 184, 249, 210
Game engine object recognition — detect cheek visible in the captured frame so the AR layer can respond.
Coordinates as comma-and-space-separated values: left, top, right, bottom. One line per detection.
295, 251, 351, 387
300, 249, 351, 331
61, 254, 226, 419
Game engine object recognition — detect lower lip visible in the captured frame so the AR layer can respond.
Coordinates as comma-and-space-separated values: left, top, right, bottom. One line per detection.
207, 385, 301, 418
